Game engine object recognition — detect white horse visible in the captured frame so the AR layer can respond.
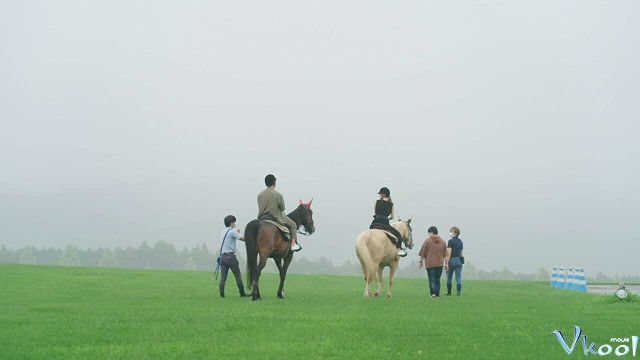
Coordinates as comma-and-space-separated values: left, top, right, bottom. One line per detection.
355, 219, 414, 297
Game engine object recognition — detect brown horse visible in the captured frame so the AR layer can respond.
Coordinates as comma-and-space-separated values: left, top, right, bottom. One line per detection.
244, 199, 315, 301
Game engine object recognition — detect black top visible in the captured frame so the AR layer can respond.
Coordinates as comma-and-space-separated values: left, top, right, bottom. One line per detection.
375, 199, 393, 217
447, 238, 464, 258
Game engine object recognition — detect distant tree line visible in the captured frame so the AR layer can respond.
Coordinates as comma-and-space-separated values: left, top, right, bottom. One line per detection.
0, 242, 215, 271
1, 242, 638, 282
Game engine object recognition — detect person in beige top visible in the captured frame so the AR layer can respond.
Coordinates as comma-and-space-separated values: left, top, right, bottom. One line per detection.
257, 174, 301, 252
418, 226, 449, 298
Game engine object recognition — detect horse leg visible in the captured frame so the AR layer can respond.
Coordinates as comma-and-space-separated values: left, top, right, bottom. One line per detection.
274, 258, 284, 298
252, 253, 269, 301
387, 261, 399, 298
364, 265, 374, 298
277, 253, 293, 298
361, 262, 370, 297
374, 265, 384, 297
360, 262, 367, 282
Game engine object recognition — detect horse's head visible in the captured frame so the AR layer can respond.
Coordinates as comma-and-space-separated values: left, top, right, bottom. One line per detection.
297, 199, 315, 235
396, 217, 414, 249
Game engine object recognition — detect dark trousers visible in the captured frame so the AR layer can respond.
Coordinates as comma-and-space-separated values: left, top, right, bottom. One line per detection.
426, 266, 443, 296
219, 253, 245, 295
370, 216, 403, 249
388, 227, 403, 248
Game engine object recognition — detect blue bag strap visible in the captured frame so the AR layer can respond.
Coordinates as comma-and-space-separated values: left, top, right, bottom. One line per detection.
219, 228, 233, 255
213, 228, 233, 281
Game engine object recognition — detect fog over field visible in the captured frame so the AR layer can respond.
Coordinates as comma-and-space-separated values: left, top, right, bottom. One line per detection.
1, 1, 639, 276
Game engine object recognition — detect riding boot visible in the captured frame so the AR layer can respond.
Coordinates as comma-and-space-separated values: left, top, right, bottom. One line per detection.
390, 228, 403, 247
395, 233, 407, 256
392, 230, 404, 255
446, 284, 452, 296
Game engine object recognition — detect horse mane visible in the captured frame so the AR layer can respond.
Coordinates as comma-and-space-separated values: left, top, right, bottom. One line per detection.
287, 205, 306, 226
391, 221, 407, 240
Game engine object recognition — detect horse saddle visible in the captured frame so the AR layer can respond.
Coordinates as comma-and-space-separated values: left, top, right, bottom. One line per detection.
370, 224, 399, 245
259, 215, 291, 241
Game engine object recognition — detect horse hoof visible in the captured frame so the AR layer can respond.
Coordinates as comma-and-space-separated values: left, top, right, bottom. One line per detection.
374, 293, 379, 297
387, 294, 392, 298
277, 293, 284, 299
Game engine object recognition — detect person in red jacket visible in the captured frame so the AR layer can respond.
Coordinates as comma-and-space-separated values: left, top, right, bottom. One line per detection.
418, 226, 449, 298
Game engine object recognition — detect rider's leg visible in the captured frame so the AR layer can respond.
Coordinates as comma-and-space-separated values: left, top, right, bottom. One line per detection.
284, 216, 301, 251
389, 226, 407, 256
388, 227, 402, 246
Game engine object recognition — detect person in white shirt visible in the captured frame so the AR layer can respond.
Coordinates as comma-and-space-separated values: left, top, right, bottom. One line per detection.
218, 215, 249, 298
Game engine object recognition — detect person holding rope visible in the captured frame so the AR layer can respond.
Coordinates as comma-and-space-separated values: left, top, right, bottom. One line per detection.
218, 215, 250, 298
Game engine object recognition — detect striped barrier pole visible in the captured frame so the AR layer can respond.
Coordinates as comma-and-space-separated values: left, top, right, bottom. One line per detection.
566, 268, 576, 291
556, 268, 567, 289
572, 268, 587, 292
550, 267, 558, 287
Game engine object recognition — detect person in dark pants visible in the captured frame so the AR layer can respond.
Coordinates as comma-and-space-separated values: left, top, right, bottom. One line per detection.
446, 226, 464, 296
418, 226, 449, 298
218, 215, 249, 298
369, 187, 406, 257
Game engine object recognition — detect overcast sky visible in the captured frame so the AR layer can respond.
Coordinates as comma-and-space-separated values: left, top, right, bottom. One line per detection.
1, 1, 639, 275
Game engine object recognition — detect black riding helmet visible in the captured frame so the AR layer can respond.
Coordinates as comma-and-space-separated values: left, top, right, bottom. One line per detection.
377, 187, 390, 197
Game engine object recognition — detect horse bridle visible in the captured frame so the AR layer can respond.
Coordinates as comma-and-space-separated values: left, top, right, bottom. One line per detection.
297, 205, 313, 236
403, 221, 413, 247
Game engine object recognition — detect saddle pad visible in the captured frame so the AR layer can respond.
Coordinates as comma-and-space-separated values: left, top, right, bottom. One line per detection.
372, 229, 398, 244
263, 220, 290, 234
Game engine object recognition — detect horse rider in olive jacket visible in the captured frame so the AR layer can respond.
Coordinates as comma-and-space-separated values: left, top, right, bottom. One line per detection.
257, 174, 302, 252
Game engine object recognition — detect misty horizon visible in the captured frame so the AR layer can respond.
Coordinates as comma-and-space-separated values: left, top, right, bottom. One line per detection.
1, 1, 639, 276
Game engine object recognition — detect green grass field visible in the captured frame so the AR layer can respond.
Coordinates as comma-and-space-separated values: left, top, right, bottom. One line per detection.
1, 264, 637, 359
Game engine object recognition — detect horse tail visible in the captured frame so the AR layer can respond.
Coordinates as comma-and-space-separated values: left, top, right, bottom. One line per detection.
245, 219, 260, 291
356, 232, 377, 282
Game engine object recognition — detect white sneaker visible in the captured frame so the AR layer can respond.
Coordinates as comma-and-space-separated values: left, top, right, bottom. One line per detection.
397, 249, 407, 257
291, 243, 302, 252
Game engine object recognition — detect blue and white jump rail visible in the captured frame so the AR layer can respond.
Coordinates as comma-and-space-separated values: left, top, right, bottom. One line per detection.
550, 267, 587, 292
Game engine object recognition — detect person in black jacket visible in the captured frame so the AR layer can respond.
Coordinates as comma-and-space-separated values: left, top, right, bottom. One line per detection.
369, 187, 407, 257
